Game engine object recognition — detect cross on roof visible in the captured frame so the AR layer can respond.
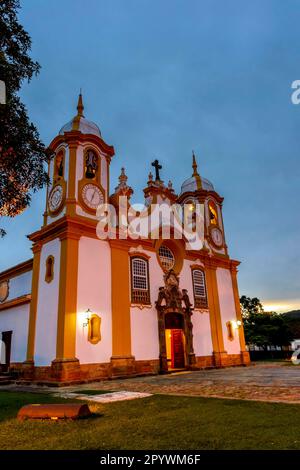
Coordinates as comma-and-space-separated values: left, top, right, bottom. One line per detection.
151, 159, 162, 181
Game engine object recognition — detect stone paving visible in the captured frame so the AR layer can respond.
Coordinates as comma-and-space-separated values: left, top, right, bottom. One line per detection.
2, 362, 300, 404
53, 391, 152, 403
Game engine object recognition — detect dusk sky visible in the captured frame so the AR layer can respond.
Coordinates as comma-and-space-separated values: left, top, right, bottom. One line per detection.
1, 0, 300, 312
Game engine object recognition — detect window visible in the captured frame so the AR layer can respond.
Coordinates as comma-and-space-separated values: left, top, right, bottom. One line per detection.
85, 150, 98, 179
208, 201, 218, 225
55, 151, 64, 179
131, 257, 150, 304
192, 269, 208, 308
158, 245, 175, 271
45, 256, 54, 283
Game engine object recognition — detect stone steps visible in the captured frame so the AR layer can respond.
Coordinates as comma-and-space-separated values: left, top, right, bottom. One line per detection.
0, 375, 14, 386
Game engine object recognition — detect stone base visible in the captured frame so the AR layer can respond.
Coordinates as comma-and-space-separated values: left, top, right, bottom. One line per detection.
135, 359, 160, 375
213, 351, 229, 367
51, 358, 81, 382
240, 350, 251, 365
12, 353, 250, 384
195, 355, 215, 368
110, 355, 136, 378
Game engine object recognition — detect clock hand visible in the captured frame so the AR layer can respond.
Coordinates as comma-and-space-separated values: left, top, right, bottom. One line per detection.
91, 188, 97, 203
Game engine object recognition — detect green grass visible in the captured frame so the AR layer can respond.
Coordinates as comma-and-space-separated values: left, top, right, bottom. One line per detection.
0, 391, 300, 450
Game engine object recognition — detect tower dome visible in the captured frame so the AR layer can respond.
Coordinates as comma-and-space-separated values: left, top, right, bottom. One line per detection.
180, 152, 214, 195
59, 93, 101, 137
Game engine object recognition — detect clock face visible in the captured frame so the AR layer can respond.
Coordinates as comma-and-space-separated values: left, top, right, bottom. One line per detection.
210, 227, 223, 247
82, 184, 104, 210
48, 184, 63, 213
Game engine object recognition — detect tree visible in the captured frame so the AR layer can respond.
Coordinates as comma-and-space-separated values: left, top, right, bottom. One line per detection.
240, 296, 293, 349
0, 0, 50, 236
240, 295, 264, 317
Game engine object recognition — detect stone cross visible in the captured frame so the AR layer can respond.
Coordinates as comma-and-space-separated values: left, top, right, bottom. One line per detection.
151, 159, 162, 181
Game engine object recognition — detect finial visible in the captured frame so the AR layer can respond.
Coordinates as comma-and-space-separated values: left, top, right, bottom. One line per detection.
119, 167, 128, 185
151, 159, 162, 181
77, 91, 84, 117
168, 180, 173, 191
192, 150, 199, 177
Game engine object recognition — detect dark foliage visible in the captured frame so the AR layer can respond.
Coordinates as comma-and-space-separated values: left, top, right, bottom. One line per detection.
240, 296, 294, 348
0, 0, 50, 235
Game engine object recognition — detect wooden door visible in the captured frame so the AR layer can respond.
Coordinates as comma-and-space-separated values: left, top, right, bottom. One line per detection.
171, 329, 185, 369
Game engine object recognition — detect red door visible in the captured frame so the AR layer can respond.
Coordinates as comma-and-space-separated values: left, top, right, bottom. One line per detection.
171, 329, 185, 369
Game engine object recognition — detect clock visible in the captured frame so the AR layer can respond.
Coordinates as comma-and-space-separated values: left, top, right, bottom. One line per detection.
48, 184, 64, 213
210, 226, 223, 248
82, 184, 104, 210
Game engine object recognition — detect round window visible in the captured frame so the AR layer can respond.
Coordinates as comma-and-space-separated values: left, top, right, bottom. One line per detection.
158, 245, 175, 271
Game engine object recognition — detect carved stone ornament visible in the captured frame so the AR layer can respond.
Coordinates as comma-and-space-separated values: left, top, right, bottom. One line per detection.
0, 280, 9, 303
155, 270, 196, 373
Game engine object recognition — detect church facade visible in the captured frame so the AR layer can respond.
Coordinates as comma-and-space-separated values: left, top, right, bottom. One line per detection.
0, 95, 250, 383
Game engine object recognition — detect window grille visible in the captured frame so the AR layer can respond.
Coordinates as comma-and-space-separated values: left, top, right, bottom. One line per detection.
192, 269, 208, 308
158, 245, 175, 271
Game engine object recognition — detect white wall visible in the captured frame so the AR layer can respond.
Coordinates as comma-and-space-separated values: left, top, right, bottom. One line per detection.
76, 237, 112, 364
34, 239, 61, 366
180, 259, 213, 356
130, 250, 162, 360
0, 303, 30, 363
216, 267, 240, 354
6, 271, 32, 301
130, 254, 214, 360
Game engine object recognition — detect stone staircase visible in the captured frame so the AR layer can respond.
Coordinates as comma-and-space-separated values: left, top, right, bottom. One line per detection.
0, 373, 14, 386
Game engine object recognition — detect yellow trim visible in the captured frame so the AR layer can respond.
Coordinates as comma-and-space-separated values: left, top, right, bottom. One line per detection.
231, 268, 247, 351
205, 265, 226, 354
0, 294, 31, 311
55, 235, 79, 360
88, 314, 101, 344
0, 259, 33, 282
66, 143, 78, 217
26, 245, 41, 362
111, 243, 132, 356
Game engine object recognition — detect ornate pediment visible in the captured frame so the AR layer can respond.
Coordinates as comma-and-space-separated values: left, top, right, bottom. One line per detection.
156, 269, 192, 313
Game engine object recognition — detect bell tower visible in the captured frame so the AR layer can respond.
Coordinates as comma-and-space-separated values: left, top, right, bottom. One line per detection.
44, 94, 114, 225
25, 95, 115, 382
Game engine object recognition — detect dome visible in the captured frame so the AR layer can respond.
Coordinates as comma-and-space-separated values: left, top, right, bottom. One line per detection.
180, 152, 214, 195
59, 93, 101, 137
180, 175, 214, 195
59, 116, 101, 137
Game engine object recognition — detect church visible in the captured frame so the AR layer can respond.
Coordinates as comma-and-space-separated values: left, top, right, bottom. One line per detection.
0, 95, 250, 383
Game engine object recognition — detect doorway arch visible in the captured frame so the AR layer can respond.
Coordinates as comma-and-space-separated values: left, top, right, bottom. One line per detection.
165, 312, 185, 369
156, 270, 196, 373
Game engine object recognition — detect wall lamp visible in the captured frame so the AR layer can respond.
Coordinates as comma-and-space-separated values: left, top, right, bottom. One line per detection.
83, 308, 92, 328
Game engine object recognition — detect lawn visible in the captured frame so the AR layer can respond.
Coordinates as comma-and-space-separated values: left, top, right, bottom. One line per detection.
0, 391, 300, 450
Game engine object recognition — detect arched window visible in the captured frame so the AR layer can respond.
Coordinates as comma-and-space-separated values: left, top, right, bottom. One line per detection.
158, 245, 175, 271
192, 269, 208, 308
131, 257, 150, 304
45, 256, 54, 283
208, 201, 218, 225
85, 149, 99, 179
54, 151, 64, 179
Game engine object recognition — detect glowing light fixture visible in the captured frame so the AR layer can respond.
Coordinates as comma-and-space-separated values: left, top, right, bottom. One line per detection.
83, 308, 92, 327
